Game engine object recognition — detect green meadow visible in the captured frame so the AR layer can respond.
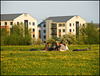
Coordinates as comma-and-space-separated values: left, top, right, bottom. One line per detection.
1, 45, 99, 75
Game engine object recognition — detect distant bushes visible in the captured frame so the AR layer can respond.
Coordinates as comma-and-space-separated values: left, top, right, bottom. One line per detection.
32, 38, 43, 45
1, 23, 43, 45
4, 34, 31, 45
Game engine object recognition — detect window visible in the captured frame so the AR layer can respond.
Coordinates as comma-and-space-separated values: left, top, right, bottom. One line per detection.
44, 30, 46, 33
24, 20, 28, 27
5, 22, 7, 25
69, 23, 71, 26
69, 29, 71, 32
17, 22, 19, 25
83, 24, 84, 26
63, 29, 65, 32
63, 24, 65, 26
73, 29, 74, 32
44, 24, 46, 27
73, 23, 74, 26
44, 35, 46, 39
33, 22, 35, 25
59, 29, 61, 32
59, 24, 61, 27
33, 28, 35, 32
39, 30, 41, 33
51, 23, 57, 28
0, 22, 1, 26
29, 22, 31, 25
10, 22, 13, 25
33, 35, 35, 37
80, 24, 81, 26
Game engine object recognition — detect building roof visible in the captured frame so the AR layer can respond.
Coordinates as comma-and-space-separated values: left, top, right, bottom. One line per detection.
1, 13, 23, 21
38, 21, 45, 27
46, 16, 75, 22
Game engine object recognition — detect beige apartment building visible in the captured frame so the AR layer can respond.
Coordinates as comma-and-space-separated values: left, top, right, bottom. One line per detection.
0, 13, 38, 39
38, 15, 87, 43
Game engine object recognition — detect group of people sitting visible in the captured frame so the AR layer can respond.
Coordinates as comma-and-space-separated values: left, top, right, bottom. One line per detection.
42, 41, 69, 51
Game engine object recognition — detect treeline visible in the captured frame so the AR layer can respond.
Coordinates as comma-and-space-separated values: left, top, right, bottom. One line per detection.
1, 23, 43, 45
1, 22, 99, 45
46, 23, 99, 45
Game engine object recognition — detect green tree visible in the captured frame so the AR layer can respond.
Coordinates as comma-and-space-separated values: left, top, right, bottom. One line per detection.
52, 36, 60, 42
4, 22, 32, 45
0, 28, 9, 45
79, 23, 99, 44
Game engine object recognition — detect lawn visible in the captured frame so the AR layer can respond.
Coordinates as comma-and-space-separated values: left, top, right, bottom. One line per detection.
1, 45, 99, 75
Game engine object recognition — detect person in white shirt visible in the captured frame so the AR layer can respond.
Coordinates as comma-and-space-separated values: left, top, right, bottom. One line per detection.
60, 43, 66, 51
64, 44, 69, 51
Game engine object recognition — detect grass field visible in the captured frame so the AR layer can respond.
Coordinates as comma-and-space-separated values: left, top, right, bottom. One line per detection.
1, 45, 99, 75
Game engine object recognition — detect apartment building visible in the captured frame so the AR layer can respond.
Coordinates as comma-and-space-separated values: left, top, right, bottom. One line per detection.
38, 21, 46, 43
0, 13, 38, 39
38, 15, 87, 43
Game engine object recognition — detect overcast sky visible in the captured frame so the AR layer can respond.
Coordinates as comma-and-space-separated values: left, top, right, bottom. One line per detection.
1, 1, 99, 24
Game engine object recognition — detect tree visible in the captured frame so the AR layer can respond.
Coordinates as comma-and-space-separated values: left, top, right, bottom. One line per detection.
0, 28, 9, 45
79, 23, 99, 44
4, 22, 32, 45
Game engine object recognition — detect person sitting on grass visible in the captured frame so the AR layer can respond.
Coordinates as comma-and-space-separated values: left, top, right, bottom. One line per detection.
49, 43, 54, 51
59, 42, 66, 51
64, 44, 69, 51
45, 42, 49, 51
55, 41, 61, 51
41, 42, 49, 51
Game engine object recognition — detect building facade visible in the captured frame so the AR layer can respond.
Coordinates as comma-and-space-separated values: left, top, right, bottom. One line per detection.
38, 21, 46, 43
0, 13, 38, 39
38, 15, 87, 43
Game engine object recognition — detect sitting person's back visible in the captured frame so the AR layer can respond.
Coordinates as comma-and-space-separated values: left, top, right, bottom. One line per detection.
60, 43, 66, 51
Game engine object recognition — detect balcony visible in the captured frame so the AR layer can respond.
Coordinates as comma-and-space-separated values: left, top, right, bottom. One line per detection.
51, 33, 57, 35
51, 23, 57, 28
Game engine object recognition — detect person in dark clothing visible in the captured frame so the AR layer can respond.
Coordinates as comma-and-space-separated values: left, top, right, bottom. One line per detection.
55, 41, 61, 51
49, 44, 54, 51
73, 47, 91, 51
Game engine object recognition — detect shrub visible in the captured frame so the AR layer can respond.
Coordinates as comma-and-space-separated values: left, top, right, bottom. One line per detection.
32, 38, 43, 45
46, 38, 56, 44
61, 34, 76, 45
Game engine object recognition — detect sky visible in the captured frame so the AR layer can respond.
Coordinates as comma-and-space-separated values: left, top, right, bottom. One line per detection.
1, 1, 99, 24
